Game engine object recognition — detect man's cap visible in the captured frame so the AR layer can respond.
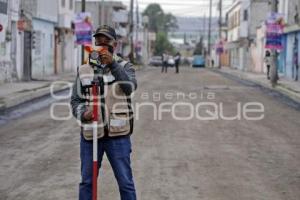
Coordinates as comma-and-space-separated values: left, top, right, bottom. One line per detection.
93, 25, 117, 40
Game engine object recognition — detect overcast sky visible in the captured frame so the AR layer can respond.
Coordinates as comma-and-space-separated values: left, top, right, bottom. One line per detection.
83, 0, 234, 17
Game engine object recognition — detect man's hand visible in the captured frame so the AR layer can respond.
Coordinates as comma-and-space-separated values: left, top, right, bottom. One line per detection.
100, 49, 113, 65
83, 107, 93, 122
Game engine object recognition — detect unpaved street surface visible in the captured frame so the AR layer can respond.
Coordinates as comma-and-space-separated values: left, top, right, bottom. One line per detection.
1, 67, 300, 200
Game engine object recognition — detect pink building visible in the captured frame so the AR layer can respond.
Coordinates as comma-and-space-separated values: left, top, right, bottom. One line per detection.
249, 23, 267, 74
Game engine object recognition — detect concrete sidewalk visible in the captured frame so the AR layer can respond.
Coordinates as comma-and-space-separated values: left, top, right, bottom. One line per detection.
215, 67, 300, 103
0, 72, 76, 113
0, 65, 143, 114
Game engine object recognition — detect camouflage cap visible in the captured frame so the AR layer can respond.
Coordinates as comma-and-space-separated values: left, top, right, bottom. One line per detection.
93, 25, 117, 40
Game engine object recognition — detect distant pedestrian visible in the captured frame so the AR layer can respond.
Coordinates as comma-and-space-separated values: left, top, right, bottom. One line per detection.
211, 59, 214, 67
174, 52, 181, 73
264, 50, 271, 80
162, 52, 168, 73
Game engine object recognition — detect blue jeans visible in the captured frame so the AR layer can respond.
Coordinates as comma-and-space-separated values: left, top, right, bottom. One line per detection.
79, 134, 136, 200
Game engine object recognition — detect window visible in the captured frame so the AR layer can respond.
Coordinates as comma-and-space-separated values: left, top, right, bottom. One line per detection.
0, 0, 8, 14
230, 15, 234, 29
50, 34, 53, 49
234, 12, 237, 27
243, 10, 248, 21
62, 0, 65, 7
69, 0, 73, 10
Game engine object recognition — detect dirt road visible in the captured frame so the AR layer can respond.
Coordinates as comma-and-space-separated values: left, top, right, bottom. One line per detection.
1, 67, 299, 200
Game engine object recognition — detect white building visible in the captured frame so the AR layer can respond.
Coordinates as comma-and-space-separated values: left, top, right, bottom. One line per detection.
55, 0, 78, 74
0, 0, 22, 83
21, 0, 59, 79
226, 0, 270, 71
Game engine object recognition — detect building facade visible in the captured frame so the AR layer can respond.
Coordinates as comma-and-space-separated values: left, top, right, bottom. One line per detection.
0, 0, 22, 83
55, 0, 78, 74
21, 0, 59, 79
225, 0, 271, 71
249, 22, 267, 73
279, 0, 300, 81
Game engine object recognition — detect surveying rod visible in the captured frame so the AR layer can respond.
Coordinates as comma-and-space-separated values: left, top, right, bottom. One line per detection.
92, 70, 99, 200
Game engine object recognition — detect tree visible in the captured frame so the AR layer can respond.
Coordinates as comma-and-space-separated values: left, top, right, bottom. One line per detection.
163, 13, 178, 32
142, 3, 165, 33
142, 4, 178, 55
154, 32, 175, 56
142, 3, 178, 33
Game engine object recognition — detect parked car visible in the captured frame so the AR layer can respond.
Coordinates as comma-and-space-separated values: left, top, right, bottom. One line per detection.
192, 55, 205, 68
182, 56, 193, 65
167, 56, 175, 67
148, 56, 163, 66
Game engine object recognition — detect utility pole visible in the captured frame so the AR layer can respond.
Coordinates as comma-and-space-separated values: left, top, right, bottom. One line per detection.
208, 0, 212, 60
136, 0, 139, 41
203, 13, 206, 41
142, 16, 149, 64
270, 0, 279, 87
218, 0, 223, 68
219, 0, 222, 39
81, 0, 86, 65
203, 13, 207, 55
129, 0, 134, 63
135, 0, 139, 63
101, 0, 104, 25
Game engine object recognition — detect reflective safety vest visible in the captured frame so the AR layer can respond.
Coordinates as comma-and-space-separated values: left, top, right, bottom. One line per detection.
78, 61, 134, 140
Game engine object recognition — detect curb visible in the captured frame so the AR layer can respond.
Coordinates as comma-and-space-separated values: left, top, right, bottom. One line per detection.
0, 83, 71, 115
275, 83, 300, 104
212, 68, 300, 105
0, 63, 144, 115
0, 65, 143, 115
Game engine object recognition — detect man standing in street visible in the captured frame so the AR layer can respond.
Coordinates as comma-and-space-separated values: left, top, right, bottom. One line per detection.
162, 52, 168, 73
174, 52, 181, 74
70, 25, 137, 200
